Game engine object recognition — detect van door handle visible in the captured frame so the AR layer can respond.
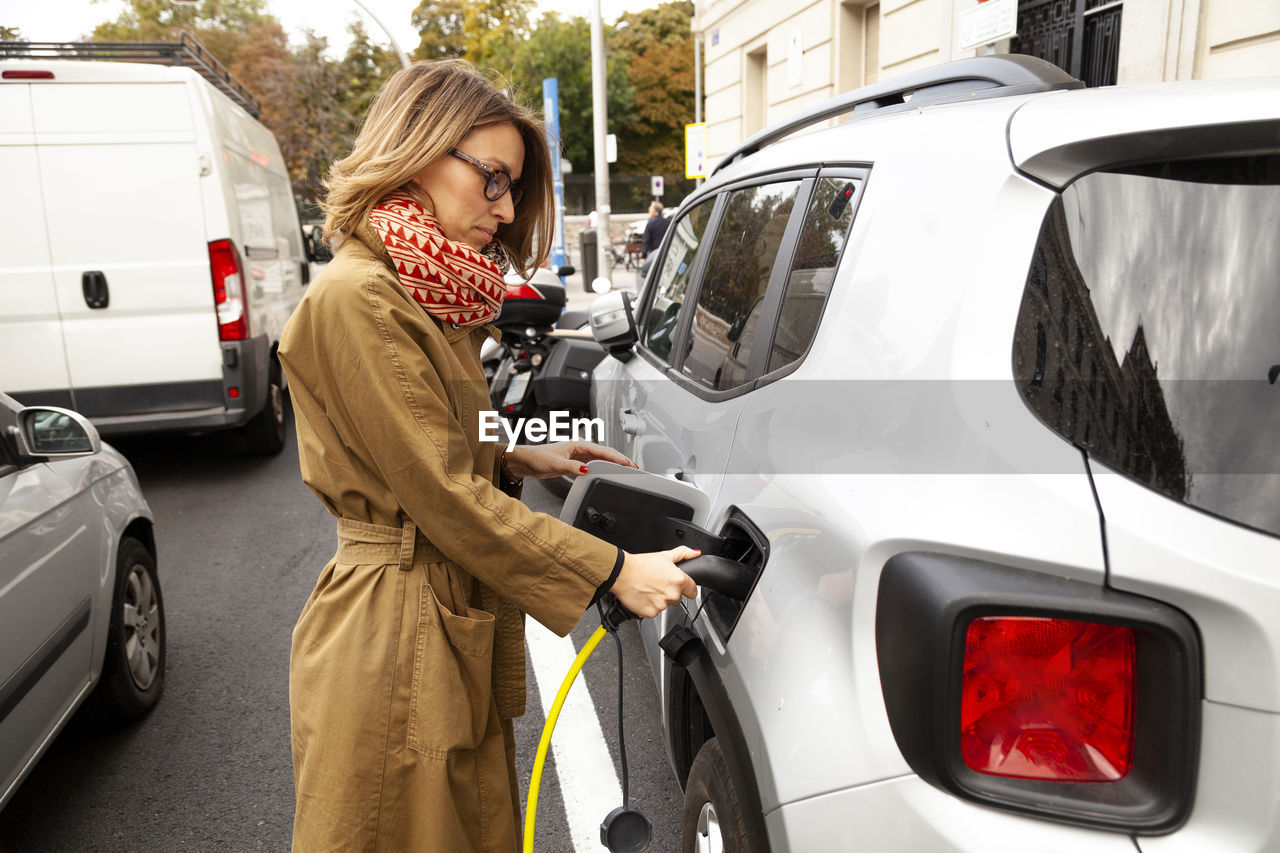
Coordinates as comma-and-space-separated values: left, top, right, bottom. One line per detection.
620, 407, 645, 436
82, 271, 109, 309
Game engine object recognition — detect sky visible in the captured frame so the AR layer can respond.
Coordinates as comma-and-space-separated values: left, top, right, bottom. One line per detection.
1, 0, 662, 57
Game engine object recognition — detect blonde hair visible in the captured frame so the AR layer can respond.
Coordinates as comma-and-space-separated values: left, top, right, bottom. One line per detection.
322, 60, 553, 278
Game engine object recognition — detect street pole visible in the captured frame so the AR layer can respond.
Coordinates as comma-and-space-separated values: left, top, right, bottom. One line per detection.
351, 0, 412, 69
694, 30, 703, 188
590, 0, 611, 289
543, 78, 568, 278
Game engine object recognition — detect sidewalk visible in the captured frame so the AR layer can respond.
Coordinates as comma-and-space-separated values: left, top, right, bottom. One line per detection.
561, 257, 642, 313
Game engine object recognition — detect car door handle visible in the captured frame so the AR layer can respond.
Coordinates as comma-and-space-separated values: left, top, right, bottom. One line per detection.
82, 271, 109, 309
620, 408, 645, 436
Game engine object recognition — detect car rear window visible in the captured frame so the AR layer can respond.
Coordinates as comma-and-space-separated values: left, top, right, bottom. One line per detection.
1013, 155, 1280, 539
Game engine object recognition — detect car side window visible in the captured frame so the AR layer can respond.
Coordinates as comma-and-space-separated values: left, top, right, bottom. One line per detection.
680, 180, 802, 390
641, 199, 715, 363
766, 176, 861, 373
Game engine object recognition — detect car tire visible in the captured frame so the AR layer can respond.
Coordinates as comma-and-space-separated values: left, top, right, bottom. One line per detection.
87, 537, 165, 723
682, 738, 754, 853
243, 358, 287, 455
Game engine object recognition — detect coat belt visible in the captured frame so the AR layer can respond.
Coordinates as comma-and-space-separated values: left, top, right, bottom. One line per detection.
335, 517, 449, 570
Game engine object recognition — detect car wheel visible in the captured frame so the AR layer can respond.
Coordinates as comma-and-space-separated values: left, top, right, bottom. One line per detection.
87, 537, 165, 723
243, 358, 287, 454
682, 738, 753, 853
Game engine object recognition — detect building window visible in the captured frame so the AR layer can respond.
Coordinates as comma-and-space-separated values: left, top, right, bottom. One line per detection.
745, 45, 768, 137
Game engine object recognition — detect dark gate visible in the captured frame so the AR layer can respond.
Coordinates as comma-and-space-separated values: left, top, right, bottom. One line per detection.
1011, 0, 1122, 87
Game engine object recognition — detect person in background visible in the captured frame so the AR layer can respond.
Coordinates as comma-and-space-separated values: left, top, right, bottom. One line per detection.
278, 59, 699, 852
639, 200, 671, 277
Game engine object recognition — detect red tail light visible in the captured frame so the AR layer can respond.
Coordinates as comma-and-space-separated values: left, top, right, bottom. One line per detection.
505, 281, 544, 300
208, 239, 249, 341
961, 617, 1135, 782
3, 70, 55, 80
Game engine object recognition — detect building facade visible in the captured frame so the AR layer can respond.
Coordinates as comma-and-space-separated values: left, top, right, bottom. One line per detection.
693, 0, 1279, 164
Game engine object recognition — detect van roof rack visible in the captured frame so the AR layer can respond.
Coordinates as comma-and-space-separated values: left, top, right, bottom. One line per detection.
716, 54, 1082, 173
0, 30, 261, 118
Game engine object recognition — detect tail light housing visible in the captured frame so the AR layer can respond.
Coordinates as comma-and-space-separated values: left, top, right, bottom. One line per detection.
209, 239, 249, 341
961, 617, 1134, 782
876, 552, 1200, 834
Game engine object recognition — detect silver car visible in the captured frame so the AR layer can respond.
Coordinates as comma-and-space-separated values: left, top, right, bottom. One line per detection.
570, 55, 1280, 852
0, 391, 163, 811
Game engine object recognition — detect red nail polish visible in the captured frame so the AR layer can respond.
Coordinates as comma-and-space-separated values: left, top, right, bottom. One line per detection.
580, 465, 590, 474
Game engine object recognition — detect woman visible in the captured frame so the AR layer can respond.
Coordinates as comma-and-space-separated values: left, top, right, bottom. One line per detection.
278, 60, 699, 851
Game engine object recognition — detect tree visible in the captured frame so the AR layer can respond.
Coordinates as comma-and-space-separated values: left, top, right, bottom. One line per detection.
91, 0, 277, 64
410, 0, 532, 71
338, 20, 399, 124
410, 0, 467, 60
509, 12, 633, 175
0, 26, 25, 41
609, 1, 695, 174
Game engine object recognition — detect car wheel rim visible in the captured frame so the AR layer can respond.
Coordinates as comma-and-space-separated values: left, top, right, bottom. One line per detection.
694, 801, 721, 853
121, 562, 160, 690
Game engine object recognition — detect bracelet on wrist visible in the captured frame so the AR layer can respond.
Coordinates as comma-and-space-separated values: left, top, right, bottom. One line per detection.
499, 451, 524, 490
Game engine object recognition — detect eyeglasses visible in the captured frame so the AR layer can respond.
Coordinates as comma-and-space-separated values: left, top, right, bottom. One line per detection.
449, 149, 523, 206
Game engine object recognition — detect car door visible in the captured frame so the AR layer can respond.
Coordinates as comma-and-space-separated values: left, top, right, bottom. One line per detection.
0, 397, 100, 801
598, 173, 815, 511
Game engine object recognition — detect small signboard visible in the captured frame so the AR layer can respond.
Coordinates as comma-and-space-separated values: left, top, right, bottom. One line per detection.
685, 122, 708, 179
651, 175, 664, 197
959, 0, 1018, 51
606, 133, 617, 164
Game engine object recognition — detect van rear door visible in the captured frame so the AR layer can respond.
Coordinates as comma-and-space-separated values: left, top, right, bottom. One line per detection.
31, 77, 223, 419
0, 79, 73, 407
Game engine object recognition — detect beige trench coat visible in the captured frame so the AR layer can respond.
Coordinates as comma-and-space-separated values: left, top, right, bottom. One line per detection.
278, 221, 618, 852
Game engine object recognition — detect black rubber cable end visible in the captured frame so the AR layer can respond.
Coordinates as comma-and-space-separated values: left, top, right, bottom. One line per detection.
601, 806, 652, 852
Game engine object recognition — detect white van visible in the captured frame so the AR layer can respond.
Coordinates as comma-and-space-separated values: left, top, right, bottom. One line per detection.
0, 36, 315, 453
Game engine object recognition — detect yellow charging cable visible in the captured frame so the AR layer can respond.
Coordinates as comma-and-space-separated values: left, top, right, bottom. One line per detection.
523, 624, 609, 853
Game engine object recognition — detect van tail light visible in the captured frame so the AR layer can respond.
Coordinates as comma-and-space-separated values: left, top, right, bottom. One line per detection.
209, 239, 249, 341
961, 617, 1135, 782
3, 70, 55, 80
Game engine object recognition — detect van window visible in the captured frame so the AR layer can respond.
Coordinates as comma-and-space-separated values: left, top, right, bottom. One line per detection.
681, 180, 802, 390
766, 177, 860, 373
642, 200, 715, 363
1012, 155, 1280, 539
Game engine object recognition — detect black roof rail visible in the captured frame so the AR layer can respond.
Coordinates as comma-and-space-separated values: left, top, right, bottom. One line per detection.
0, 30, 261, 118
716, 54, 1082, 174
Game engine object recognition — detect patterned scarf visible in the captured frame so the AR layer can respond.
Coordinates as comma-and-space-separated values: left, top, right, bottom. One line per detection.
368, 192, 506, 326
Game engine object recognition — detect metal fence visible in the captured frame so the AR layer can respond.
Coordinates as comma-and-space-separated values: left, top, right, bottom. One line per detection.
563, 173, 697, 215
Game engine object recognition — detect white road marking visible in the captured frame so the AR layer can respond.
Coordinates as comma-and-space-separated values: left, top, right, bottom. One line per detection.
525, 619, 621, 852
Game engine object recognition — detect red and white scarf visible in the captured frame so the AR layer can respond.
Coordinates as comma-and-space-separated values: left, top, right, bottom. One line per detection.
368, 192, 506, 327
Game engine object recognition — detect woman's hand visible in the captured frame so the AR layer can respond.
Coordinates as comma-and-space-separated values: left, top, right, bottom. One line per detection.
503, 441, 638, 480
610, 547, 701, 619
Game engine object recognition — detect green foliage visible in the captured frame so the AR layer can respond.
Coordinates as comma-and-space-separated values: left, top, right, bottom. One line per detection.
0, 26, 25, 41
409, 0, 533, 72
410, 0, 467, 60
609, 1, 695, 174
340, 20, 400, 123
65, 0, 697, 208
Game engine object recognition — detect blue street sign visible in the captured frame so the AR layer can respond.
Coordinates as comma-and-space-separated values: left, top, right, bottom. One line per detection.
543, 78, 568, 279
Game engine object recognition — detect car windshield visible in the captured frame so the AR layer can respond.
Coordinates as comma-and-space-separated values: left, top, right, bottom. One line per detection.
1013, 154, 1280, 539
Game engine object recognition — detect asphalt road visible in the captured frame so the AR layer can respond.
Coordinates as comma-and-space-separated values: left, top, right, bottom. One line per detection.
0, 405, 684, 852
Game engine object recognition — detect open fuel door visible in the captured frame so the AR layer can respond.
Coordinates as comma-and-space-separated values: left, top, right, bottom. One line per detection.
560, 461, 715, 554
561, 461, 769, 647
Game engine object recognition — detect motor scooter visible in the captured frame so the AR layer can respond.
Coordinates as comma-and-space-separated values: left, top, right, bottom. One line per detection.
484, 265, 607, 493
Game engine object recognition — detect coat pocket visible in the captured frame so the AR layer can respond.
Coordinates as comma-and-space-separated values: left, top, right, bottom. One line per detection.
407, 580, 496, 758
